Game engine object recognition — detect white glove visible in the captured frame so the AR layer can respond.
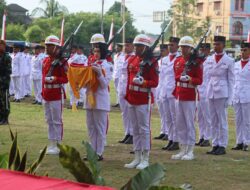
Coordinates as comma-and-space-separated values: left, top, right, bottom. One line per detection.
92, 65, 102, 76
180, 75, 191, 82
45, 76, 55, 83
133, 76, 144, 85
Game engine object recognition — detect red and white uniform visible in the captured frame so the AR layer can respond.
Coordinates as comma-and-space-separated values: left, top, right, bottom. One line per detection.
125, 56, 159, 151
113, 52, 124, 104
233, 59, 250, 146
173, 55, 203, 146
21, 52, 32, 97
85, 59, 113, 156
206, 52, 234, 148
42, 57, 68, 142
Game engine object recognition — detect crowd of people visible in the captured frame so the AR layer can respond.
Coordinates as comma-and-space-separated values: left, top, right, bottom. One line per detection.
0, 31, 249, 170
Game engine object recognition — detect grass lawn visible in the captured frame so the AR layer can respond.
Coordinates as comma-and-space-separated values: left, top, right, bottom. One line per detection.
1, 84, 250, 190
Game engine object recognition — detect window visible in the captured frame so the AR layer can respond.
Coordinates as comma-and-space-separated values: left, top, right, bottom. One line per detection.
214, 1, 221, 11
197, 3, 203, 12
216, 26, 222, 34
233, 21, 243, 35
235, 0, 245, 11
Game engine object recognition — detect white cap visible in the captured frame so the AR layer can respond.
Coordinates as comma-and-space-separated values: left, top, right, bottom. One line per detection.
45, 35, 60, 46
90, 33, 106, 44
133, 34, 151, 47
179, 36, 194, 48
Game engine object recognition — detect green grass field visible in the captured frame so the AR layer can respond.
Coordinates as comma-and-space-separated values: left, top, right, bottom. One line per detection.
1, 84, 250, 190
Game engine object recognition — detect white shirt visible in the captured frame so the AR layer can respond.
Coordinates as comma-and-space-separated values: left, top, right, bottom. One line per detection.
11, 52, 22, 77
113, 52, 125, 79
31, 53, 43, 80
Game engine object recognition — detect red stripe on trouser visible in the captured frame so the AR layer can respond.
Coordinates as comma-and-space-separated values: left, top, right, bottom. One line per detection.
60, 99, 63, 140
106, 113, 109, 134
149, 106, 152, 149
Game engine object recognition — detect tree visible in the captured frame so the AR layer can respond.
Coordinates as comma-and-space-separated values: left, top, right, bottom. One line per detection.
0, 0, 6, 25
6, 24, 25, 40
32, 0, 68, 18
168, 0, 198, 38
24, 25, 45, 42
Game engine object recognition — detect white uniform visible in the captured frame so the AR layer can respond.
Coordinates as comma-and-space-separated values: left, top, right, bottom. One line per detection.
113, 52, 124, 104
206, 52, 234, 148
161, 52, 180, 142
10, 52, 22, 100
31, 53, 43, 103
233, 59, 250, 145
22, 52, 32, 97
197, 55, 212, 141
117, 53, 134, 136
155, 56, 168, 136
85, 59, 113, 156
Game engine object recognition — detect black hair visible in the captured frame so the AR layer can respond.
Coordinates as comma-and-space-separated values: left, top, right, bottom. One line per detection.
95, 43, 107, 59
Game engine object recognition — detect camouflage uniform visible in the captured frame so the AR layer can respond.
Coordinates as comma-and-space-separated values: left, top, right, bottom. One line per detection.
0, 52, 12, 125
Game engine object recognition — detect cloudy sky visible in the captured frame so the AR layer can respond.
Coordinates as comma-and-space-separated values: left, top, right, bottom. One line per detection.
6, 0, 172, 34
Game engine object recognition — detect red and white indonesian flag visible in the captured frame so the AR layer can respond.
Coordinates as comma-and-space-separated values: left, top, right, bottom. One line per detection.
247, 30, 250, 43
1, 10, 6, 40
108, 18, 114, 51
60, 17, 65, 46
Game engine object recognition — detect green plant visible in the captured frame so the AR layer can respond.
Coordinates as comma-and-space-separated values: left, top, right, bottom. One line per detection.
0, 128, 47, 174
58, 141, 105, 185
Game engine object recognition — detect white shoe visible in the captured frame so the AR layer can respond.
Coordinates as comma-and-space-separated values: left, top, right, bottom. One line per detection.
124, 151, 141, 169
171, 145, 187, 160
181, 145, 194, 160
136, 150, 149, 170
46, 146, 60, 155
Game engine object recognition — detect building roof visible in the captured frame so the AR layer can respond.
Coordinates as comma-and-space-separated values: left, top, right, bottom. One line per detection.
7, 4, 28, 12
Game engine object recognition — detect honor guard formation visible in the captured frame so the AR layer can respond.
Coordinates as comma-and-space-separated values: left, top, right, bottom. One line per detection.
1, 29, 250, 170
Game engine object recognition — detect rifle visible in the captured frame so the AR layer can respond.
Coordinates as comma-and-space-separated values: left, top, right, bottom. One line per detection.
106, 21, 127, 47
46, 21, 83, 77
182, 27, 211, 75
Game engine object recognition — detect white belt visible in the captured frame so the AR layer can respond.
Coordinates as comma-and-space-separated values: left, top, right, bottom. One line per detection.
177, 82, 195, 89
44, 84, 61, 89
129, 85, 149, 93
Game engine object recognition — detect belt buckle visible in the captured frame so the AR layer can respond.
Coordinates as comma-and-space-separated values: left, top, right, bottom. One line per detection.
134, 86, 139, 91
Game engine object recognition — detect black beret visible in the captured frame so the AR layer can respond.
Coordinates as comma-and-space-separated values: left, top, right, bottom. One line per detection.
200, 43, 211, 49
13, 43, 21, 48
169, 36, 180, 43
125, 38, 134, 44
214, 36, 226, 43
240, 42, 250, 48
34, 45, 40, 49
160, 44, 168, 49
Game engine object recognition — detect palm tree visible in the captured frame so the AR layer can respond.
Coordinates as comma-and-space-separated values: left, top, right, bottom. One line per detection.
32, 0, 68, 18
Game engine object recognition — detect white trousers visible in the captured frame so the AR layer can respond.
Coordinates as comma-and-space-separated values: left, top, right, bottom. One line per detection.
22, 75, 31, 96
234, 103, 250, 145
9, 78, 14, 95
33, 79, 42, 102
12, 76, 22, 100
128, 104, 151, 151
119, 94, 133, 135
197, 99, 212, 140
175, 100, 196, 145
44, 100, 63, 141
156, 98, 168, 134
208, 98, 228, 148
86, 109, 108, 156
113, 78, 119, 104
163, 98, 177, 141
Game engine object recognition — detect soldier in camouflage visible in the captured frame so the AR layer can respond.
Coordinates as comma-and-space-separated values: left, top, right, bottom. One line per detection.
0, 40, 12, 125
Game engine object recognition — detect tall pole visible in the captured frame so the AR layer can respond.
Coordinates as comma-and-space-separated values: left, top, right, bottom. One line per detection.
101, 0, 104, 34
122, 0, 125, 44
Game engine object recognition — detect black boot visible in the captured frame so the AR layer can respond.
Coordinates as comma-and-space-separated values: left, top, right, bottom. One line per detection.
124, 135, 133, 144
214, 146, 226, 155
195, 138, 204, 146
0, 118, 9, 125
206, 146, 219, 155
162, 134, 168, 141
162, 140, 173, 150
242, 144, 248, 151
118, 134, 130, 143
167, 142, 179, 151
154, 133, 165, 140
200, 140, 210, 147
231, 143, 243, 150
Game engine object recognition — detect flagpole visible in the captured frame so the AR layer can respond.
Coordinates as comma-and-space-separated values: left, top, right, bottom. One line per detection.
1, 10, 6, 41
101, 0, 104, 34
60, 17, 65, 46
